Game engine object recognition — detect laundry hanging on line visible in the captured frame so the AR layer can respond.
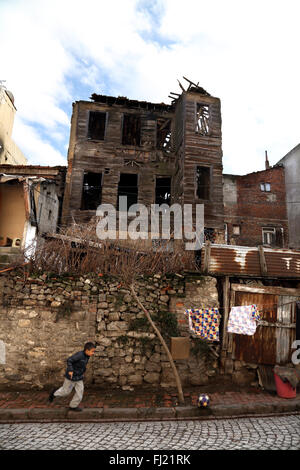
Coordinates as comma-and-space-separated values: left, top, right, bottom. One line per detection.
227, 304, 261, 336
184, 308, 220, 342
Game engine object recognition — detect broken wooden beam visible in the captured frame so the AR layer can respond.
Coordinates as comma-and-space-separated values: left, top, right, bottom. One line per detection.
177, 80, 186, 92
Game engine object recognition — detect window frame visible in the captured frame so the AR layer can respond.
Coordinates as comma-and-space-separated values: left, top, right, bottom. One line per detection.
262, 227, 276, 245
121, 113, 141, 147
195, 102, 211, 136
87, 111, 107, 141
81, 171, 103, 211
260, 182, 271, 192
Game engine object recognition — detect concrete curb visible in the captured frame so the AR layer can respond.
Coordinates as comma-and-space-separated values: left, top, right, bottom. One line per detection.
0, 400, 299, 423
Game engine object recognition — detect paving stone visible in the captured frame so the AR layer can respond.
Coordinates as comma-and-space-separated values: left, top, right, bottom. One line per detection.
28, 408, 68, 419
102, 408, 138, 419
67, 408, 104, 420
8, 409, 29, 421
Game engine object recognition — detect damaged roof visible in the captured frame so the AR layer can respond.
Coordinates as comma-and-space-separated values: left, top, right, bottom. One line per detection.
89, 93, 174, 112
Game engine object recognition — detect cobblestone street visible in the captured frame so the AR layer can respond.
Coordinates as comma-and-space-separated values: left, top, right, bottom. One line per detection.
0, 415, 299, 450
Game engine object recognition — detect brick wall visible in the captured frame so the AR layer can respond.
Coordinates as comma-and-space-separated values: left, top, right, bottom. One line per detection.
224, 166, 288, 247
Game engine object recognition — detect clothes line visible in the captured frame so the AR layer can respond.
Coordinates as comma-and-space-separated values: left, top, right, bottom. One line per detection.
189, 300, 299, 312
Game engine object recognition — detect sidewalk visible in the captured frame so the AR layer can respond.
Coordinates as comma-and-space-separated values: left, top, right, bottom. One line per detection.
0, 385, 299, 422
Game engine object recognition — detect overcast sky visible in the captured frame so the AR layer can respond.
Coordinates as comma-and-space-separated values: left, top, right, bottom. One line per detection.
1, 0, 300, 174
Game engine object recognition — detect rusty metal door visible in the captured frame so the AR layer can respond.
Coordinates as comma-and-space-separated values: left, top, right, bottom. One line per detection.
232, 291, 297, 365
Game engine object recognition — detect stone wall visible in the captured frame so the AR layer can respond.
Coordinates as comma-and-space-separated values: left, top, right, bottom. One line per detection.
0, 271, 220, 391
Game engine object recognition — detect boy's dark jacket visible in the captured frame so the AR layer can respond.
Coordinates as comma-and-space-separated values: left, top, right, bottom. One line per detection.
65, 351, 90, 381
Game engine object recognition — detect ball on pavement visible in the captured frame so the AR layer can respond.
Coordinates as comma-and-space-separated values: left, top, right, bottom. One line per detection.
198, 393, 210, 408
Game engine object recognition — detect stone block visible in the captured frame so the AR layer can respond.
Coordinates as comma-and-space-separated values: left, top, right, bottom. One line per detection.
149, 353, 161, 363
94, 368, 113, 377
97, 322, 106, 331
102, 408, 138, 419
28, 311, 39, 319
97, 337, 112, 347
23, 300, 37, 306
144, 372, 160, 384
107, 321, 129, 331
18, 319, 31, 328
98, 302, 108, 308
28, 408, 68, 420
145, 362, 161, 373
128, 374, 143, 385
67, 408, 103, 420
119, 364, 135, 376
108, 312, 120, 321
137, 407, 175, 419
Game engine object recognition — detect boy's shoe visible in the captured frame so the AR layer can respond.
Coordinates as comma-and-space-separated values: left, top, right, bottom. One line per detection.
48, 388, 56, 403
68, 407, 83, 412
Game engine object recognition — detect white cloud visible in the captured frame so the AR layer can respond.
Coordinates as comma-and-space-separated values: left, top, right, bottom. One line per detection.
13, 117, 67, 166
1, 0, 300, 174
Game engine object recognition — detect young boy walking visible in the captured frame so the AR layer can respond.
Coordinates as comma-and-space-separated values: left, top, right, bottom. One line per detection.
48, 342, 96, 411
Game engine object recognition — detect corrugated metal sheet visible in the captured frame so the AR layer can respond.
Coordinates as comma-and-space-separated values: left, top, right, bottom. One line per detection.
202, 244, 300, 278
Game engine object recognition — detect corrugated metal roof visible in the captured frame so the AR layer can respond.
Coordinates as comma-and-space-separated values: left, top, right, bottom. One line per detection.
201, 244, 300, 278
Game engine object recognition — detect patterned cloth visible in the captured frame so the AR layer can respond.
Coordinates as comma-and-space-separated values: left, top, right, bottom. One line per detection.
185, 308, 220, 342
227, 304, 261, 336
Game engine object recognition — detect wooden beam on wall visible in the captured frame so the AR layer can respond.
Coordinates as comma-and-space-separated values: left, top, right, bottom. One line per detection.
258, 245, 268, 276
231, 283, 300, 297
221, 276, 230, 352
227, 288, 235, 354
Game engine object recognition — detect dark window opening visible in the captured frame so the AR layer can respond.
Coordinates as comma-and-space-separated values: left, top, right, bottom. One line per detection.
118, 173, 138, 210
204, 228, 216, 243
196, 166, 210, 200
81, 172, 102, 210
275, 228, 284, 247
156, 118, 171, 152
87, 111, 106, 140
155, 177, 171, 205
263, 227, 284, 247
122, 114, 141, 146
196, 103, 210, 135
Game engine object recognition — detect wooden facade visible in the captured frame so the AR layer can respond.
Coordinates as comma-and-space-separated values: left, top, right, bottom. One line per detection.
61, 84, 225, 239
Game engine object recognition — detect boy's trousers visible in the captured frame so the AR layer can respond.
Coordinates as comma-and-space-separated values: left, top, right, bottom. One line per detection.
54, 378, 84, 408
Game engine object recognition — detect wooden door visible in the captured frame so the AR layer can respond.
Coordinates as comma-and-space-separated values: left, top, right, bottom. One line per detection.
232, 291, 298, 365
233, 292, 277, 364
